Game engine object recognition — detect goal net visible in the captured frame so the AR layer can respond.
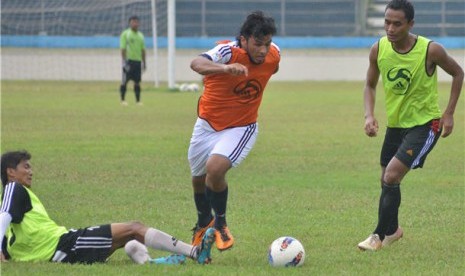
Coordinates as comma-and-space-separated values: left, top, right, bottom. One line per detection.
1, 0, 171, 86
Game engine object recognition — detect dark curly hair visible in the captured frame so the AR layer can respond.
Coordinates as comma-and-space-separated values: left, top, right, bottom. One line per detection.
236, 11, 277, 45
1, 150, 31, 187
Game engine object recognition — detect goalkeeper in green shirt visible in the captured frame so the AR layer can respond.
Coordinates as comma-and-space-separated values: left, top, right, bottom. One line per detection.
0, 150, 215, 265
119, 15, 146, 106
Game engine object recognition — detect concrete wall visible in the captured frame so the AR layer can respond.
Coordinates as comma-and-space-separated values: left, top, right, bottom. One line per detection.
2, 48, 463, 83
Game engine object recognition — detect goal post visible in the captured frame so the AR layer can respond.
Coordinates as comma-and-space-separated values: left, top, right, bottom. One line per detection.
150, 0, 159, 88
167, 0, 176, 89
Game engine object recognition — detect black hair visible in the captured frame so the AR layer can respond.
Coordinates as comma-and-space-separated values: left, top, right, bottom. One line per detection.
1, 150, 31, 187
386, 0, 415, 22
129, 15, 140, 23
236, 11, 277, 44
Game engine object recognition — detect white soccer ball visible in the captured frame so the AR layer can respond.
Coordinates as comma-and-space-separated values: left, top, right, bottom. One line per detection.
179, 83, 189, 92
187, 83, 200, 92
268, 236, 305, 267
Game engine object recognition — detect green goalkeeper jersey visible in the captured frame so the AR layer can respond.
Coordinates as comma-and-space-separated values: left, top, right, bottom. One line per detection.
120, 28, 145, 61
378, 35, 441, 128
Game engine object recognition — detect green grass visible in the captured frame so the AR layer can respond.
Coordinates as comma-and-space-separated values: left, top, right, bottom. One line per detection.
1, 80, 463, 275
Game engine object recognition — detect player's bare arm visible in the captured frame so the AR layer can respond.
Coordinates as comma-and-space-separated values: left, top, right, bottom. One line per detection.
190, 56, 248, 76
428, 42, 464, 138
121, 49, 126, 61
142, 49, 146, 71
363, 43, 380, 137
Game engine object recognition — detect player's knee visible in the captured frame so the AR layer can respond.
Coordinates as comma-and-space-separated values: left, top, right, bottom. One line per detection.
206, 155, 230, 174
206, 165, 228, 183
127, 221, 146, 234
382, 171, 401, 185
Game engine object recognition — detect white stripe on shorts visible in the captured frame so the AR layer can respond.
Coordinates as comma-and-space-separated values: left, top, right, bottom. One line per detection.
72, 236, 112, 251
228, 123, 257, 163
188, 118, 258, 176
411, 129, 435, 168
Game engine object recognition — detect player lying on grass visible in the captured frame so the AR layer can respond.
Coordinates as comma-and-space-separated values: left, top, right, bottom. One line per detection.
0, 150, 215, 265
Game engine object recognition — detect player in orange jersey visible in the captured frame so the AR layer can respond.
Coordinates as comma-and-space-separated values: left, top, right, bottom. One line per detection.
188, 11, 280, 251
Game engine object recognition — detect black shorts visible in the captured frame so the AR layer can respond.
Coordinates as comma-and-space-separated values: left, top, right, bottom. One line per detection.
380, 119, 441, 169
51, 224, 112, 264
122, 60, 142, 83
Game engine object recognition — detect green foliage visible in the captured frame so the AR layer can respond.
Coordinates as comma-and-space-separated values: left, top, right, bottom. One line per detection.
1, 80, 463, 275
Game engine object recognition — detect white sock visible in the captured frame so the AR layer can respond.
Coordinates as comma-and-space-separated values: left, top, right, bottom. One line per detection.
124, 240, 150, 264
144, 228, 198, 259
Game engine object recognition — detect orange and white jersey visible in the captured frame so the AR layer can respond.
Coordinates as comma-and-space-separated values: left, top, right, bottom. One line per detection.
198, 40, 280, 131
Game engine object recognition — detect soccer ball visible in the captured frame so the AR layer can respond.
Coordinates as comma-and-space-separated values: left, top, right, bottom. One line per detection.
187, 83, 200, 92
178, 82, 200, 92
268, 236, 305, 267
178, 83, 189, 92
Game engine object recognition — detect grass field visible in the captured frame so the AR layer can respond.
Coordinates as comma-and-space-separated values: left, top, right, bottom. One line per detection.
1, 80, 463, 275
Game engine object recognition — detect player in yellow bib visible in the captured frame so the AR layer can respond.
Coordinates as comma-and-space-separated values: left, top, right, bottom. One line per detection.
0, 151, 215, 265
358, 0, 463, 251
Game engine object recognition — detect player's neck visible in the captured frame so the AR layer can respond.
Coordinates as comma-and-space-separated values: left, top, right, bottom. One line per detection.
392, 33, 417, 53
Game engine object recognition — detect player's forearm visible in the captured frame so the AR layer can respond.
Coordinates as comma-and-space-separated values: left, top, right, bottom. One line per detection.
0, 212, 12, 253
444, 73, 464, 115
191, 57, 226, 75
121, 50, 127, 61
364, 87, 376, 118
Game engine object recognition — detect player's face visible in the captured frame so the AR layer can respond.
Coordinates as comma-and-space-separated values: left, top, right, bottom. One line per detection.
8, 160, 33, 188
384, 8, 414, 43
241, 35, 272, 64
130, 19, 140, 31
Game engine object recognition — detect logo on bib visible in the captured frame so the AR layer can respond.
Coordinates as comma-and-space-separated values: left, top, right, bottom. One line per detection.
387, 67, 412, 95
233, 79, 262, 103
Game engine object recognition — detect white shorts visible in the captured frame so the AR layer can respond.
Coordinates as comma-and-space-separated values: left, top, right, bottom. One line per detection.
188, 118, 258, 176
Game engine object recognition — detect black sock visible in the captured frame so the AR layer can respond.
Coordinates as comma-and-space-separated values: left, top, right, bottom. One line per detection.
374, 183, 401, 240
386, 187, 401, 235
120, 84, 127, 101
134, 84, 141, 102
194, 193, 212, 227
206, 186, 228, 229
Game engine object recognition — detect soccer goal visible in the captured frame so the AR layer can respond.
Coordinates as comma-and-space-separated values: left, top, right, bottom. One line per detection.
1, 0, 178, 88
